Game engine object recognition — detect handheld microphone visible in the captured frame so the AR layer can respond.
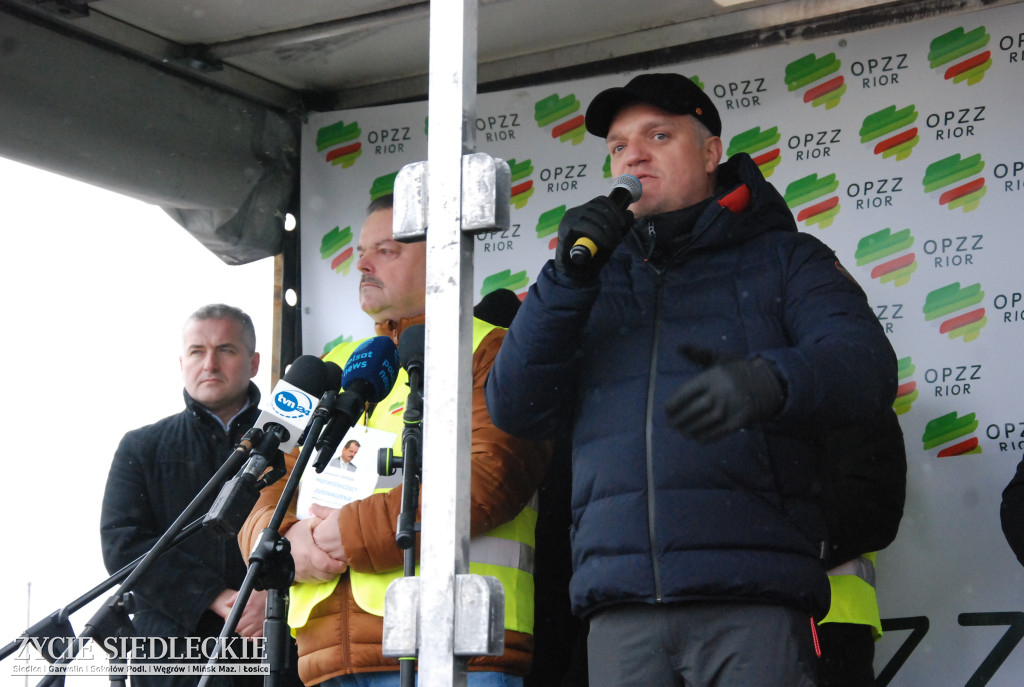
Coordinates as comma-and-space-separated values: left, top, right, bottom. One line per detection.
569, 174, 642, 265
253, 355, 342, 452
313, 336, 400, 472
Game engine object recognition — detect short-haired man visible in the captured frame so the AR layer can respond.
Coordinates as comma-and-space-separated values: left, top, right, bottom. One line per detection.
485, 73, 898, 686
239, 196, 549, 686
101, 304, 268, 686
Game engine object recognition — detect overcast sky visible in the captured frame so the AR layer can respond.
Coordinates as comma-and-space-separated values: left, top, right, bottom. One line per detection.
0, 155, 275, 686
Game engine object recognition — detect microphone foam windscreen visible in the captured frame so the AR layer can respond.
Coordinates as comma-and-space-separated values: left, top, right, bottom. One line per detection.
398, 324, 426, 369
323, 361, 343, 392
284, 355, 335, 396
342, 336, 400, 403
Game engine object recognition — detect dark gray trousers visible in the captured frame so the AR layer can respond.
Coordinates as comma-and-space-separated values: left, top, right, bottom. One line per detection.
587, 602, 819, 687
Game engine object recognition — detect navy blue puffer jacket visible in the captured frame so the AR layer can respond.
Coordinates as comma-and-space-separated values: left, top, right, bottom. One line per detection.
486, 153, 897, 619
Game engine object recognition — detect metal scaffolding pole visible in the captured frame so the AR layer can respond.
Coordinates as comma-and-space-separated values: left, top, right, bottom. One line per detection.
384, 3, 509, 683
420, 1, 477, 685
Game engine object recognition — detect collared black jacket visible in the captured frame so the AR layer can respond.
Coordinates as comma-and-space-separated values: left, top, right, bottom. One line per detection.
100, 383, 260, 638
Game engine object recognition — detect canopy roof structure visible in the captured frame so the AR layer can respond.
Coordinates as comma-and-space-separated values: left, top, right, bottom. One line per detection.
0, 0, 963, 265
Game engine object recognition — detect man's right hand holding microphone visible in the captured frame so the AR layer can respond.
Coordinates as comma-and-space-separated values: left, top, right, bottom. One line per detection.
554, 174, 640, 281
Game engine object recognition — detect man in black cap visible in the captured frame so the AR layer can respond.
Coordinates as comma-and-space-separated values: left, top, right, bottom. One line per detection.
485, 73, 898, 686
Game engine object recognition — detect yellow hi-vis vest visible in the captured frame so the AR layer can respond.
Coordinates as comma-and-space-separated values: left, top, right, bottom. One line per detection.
820, 552, 882, 639
288, 318, 537, 635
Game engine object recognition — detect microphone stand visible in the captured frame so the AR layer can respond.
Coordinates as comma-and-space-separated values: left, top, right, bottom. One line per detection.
197, 390, 337, 687
395, 366, 422, 556
0, 515, 210, 662
20, 429, 264, 687
379, 363, 422, 687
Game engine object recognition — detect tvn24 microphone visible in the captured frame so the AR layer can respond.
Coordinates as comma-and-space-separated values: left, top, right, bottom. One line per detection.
313, 336, 400, 472
254, 355, 342, 452
568, 173, 642, 265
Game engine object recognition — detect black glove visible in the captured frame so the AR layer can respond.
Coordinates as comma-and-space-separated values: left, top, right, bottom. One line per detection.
554, 195, 634, 280
665, 347, 785, 442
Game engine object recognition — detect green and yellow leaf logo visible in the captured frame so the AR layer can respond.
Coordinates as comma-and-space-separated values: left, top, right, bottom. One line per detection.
785, 53, 846, 110
317, 120, 363, 168
928, 26, 992, 85
855, 227, 916, 287
784, 172, 840, 229
860, 105, 920, 161
923, 281, 987, 342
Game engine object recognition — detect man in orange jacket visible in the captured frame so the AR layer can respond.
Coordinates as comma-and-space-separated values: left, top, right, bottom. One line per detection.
239, 195, 549, 687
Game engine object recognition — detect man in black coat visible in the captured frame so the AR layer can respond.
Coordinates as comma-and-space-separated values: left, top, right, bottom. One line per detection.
485, 73, 898, 687
101, 304, 266, 687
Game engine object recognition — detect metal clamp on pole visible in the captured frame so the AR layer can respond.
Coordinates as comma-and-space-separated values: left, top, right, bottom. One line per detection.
382, 577, 420, 659
393, 153, 511, 243
453, 574, 504, 657
382, 573, 504, 659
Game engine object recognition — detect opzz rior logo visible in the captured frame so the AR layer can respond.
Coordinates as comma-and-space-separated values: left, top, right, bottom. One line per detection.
893, 356, 918, 416
727, 125, 782, 178
922, 153, 986, 212
783, 172, 840, 229
929, 26, 992, 85
855, 227, 917, 287
508, 158, 535, 209
922, 410, 981, 457
317, 120, 362, 168
320, 225, 354, 275
534, 93, 585, 145
923, 281, 987, 342
860, 105, 920, 161
536, 205, 567, 251
784, 53, 846, 110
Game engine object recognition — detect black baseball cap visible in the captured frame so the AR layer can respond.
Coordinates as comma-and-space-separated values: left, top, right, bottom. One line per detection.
585, 73, 722, 138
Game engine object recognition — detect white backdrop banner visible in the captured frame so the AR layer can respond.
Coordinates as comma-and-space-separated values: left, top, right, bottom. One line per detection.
300, 3, 1024, 684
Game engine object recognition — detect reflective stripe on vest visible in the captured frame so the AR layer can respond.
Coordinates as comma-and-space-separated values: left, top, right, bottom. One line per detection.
820, 552, 882, 639
349, 494, 537, 634
289, 318, 537, 634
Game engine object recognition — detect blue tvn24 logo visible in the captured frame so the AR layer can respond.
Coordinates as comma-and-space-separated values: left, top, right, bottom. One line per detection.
272, 388, 315, 420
